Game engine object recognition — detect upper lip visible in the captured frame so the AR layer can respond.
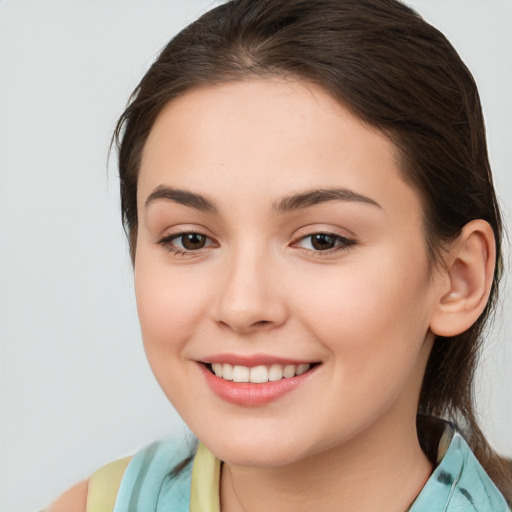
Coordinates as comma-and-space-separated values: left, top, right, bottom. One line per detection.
200, 353, 318, 367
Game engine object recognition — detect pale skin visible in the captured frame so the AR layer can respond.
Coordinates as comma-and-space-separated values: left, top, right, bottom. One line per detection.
47, 79, 496, 512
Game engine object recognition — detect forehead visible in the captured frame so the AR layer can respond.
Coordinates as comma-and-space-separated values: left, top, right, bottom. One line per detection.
138, 79, 421, 222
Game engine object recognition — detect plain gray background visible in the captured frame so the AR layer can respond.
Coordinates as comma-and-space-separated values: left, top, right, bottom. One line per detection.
1, 1, 511, 510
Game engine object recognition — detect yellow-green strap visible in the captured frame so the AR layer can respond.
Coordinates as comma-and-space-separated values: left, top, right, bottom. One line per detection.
86, 456, 131, 512
190, 443, 221, 512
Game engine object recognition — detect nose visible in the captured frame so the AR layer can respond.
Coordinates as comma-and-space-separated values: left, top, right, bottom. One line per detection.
211, 246, 288, 335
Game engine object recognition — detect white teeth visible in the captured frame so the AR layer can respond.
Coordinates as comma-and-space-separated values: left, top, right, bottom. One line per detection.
249, 365, 269, 383
210, 362, 313, 383
222, 363, 233, 381
296, 363, 310, 375
212, 363, 223, 377
268, 364, 284, 381
233, 365, 250, 382
283, 365, 296, 379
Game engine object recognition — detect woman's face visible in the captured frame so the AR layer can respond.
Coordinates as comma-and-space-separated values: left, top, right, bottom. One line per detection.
134, 79, 444, 466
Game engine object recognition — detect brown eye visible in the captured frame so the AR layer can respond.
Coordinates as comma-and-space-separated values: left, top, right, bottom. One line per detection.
293, 232, 356, 254
181, 233, 207, 250
310, 234, 337, 250
158, 231, 217, 254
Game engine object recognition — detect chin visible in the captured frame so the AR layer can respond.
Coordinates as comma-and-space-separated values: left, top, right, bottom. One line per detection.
217, 447, 303, 468
198, 428, 317, 467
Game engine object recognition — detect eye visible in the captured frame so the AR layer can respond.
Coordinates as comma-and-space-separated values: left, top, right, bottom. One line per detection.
294, 233, 356, 253
158, 231, 217, 255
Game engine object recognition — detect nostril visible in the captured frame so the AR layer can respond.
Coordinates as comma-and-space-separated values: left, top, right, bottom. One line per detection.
218, 319, 273, 332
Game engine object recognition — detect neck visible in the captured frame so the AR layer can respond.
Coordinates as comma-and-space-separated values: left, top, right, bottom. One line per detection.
220, 416, 432, 512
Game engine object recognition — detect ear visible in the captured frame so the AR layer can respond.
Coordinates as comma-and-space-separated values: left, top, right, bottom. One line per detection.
429, 219, 496, 337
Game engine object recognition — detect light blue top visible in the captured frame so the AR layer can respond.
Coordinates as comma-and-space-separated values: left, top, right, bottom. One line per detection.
409, 432, 508, 511
113, 426, 509, 511
113, 438, 195, 511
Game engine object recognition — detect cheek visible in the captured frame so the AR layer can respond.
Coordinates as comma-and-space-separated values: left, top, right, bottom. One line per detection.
292, 249, 432, 367
293, 261, 433, 432
134, 257, 212, 356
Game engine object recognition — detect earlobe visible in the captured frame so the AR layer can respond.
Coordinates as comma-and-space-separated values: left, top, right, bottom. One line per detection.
429, 220, 496, 337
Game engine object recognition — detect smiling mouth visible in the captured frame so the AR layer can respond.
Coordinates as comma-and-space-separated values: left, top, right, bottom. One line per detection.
205, 362, 319, 383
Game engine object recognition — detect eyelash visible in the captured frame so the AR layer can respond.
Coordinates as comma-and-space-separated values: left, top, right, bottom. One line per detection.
157, 231, 217, 257
293, 233, 357, 255
157, 231, 357, 257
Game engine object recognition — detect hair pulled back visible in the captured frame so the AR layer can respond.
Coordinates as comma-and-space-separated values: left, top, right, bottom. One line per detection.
114, 0, 510, 498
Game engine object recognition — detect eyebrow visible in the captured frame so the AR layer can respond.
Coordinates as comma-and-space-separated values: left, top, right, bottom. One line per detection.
145, 186, 217, 212
144, 185, 380, 213
273, 188, 381, 212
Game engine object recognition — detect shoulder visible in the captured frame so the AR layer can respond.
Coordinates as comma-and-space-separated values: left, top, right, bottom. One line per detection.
45, 480, 88, 512
43, 438, 196, 512
44, 455, 131, 512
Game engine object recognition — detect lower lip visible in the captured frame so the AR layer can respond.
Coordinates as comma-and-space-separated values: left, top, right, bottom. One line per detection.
199, 363, 317, 407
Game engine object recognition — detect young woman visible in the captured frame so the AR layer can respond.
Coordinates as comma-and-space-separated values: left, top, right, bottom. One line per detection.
47, 0, 511, 510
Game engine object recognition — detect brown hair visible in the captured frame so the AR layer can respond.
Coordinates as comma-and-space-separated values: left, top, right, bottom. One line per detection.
113, 0, 511, 499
